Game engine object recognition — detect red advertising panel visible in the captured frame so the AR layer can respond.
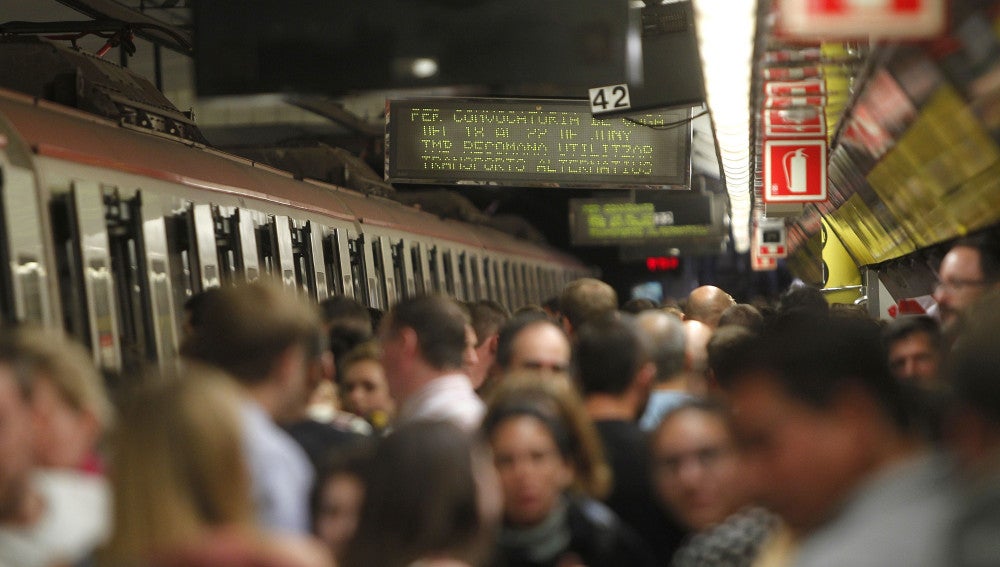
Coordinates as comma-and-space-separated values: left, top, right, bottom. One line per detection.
776, 0, 945, 40
763, 139, 828, 203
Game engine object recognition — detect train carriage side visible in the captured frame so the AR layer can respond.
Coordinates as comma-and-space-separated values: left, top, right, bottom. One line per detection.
0, 88, 586, 375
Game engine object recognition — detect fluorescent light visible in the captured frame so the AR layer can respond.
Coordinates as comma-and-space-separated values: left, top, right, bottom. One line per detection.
693, 0, 757, 253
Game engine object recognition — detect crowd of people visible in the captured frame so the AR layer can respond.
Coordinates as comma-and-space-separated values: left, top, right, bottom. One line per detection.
1, 233, 999, 567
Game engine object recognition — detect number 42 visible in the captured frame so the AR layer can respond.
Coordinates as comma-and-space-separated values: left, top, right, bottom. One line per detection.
588, 84, 631, 115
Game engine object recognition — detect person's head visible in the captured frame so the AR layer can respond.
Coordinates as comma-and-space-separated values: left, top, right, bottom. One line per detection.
482, 376, 610, 527
180, 281, 328, 421
715, 316, 910, 533
706, 325, 757, 390
320, 296, 374, 380
343, 422, 500, 567
338, 341, 395, 427
881, 316, 944, 387
933, 234, 1000, 332
945, 292, 1000, 476
103, 365, 252, 563
777, 285, 829, 318
684, 320, 713, 382
717, 303, 764, 333
0, 328, 112, 470
573, 313, 655, 409
182, 287, 224, 339
636, 310, 687, 384
559, 278, 618, 335
495, 313, 571, 377
622, 297, 659, 314
685, 286, 736, 329
312, 444, 374, 561
378, 294, 468, 402
466, 301, 511, 389
650, 398, 742, 532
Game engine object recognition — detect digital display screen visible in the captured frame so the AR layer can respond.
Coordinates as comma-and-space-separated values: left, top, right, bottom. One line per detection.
568, 192, 721, 246
386, 98, 691, 188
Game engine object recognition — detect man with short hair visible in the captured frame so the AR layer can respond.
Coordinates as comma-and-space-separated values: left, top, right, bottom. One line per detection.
717, 317, 954, 567
685, 285, 736, 329
466, 300, 510, 389
933, 234, 1000, 332
378, 294, 484, 431
575, 312, 683, 564
559, 277, 618, 337
882, 316, 944, 387
181, 282, 323, 533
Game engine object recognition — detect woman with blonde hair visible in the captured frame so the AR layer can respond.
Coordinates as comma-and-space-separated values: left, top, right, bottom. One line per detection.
101, 365, 330, 567
482, 375, 656, 567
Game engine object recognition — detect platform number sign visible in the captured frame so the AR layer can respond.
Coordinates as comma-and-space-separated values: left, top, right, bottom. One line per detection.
589, 84, 632, 115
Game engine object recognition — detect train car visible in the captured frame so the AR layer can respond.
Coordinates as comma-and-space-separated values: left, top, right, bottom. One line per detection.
0, 76, 589, 375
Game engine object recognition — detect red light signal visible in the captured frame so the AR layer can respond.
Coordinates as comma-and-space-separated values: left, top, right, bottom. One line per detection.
646, 256, 680, 272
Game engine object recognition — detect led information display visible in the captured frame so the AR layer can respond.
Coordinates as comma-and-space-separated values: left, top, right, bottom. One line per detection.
386, 98, 691, 188
569, 193, 723, 246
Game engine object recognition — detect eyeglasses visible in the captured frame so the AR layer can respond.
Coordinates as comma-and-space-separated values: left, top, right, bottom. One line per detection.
653, 446, 731, 476
935, 279, 987, 294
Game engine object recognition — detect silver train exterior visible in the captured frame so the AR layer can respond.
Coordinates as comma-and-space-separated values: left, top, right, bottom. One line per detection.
0, 87, 589, 373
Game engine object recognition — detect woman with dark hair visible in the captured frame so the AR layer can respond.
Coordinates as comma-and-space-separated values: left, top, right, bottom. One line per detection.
341, 421, 501, 567
482, 376, 656, 567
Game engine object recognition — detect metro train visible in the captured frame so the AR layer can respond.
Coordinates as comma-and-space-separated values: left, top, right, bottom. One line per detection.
0, 77, 589, 375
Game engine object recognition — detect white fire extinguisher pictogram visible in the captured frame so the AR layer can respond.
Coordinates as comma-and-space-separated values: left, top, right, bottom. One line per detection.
783, 148, 808, 193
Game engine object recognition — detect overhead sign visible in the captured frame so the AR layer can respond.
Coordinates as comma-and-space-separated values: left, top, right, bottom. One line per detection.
763, 139, 828, 203
755, 217, 788, 258
569, 192, 723, 246
386, 98, 691, 188
776, 0, 945, 39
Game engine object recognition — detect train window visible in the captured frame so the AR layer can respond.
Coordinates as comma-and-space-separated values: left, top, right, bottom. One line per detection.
365, 236, 387, 310
470, 255, 483, 302
256, 217, 276, 278
348, 236, 367, 303
408, 241, 426, 296
458, 251, 471, 301
105, 191, 154, 373
376, 236, 399, 306
428, 245, 445, 294
442, 249, 457, 298
393, 239, 413, 300
305, 221, 330, 301
323, 226, 355, 299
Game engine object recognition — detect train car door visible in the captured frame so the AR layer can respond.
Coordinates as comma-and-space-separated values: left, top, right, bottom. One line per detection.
305, 221, 330, 301
190, 204, 221, 291
469, 253, 488, 303
65, 181, 122, 371
396, 238, 417, 299
445, 248, 462, 300
323, 224, 356, 299
428, 244, 447, 294
350, 234, 385, 310
373, 235, 399, 307
0, 156, 54, 326
411, 241, 433, 296
235, 208, 261, 282
525, 263, 539, 305
272, 215, 297, 290
496, 258, 511, 310
137, 192, 179, 369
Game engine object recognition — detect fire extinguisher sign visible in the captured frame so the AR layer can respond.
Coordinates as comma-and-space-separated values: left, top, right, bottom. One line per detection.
763, 139, 827, 203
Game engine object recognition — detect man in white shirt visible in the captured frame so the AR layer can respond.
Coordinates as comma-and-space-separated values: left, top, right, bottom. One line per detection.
379, 294, 484, 432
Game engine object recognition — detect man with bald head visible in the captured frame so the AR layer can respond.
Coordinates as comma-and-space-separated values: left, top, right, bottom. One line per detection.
493, 312, 572, 377
559, 277, 618, 337
685, 285, 736, 329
